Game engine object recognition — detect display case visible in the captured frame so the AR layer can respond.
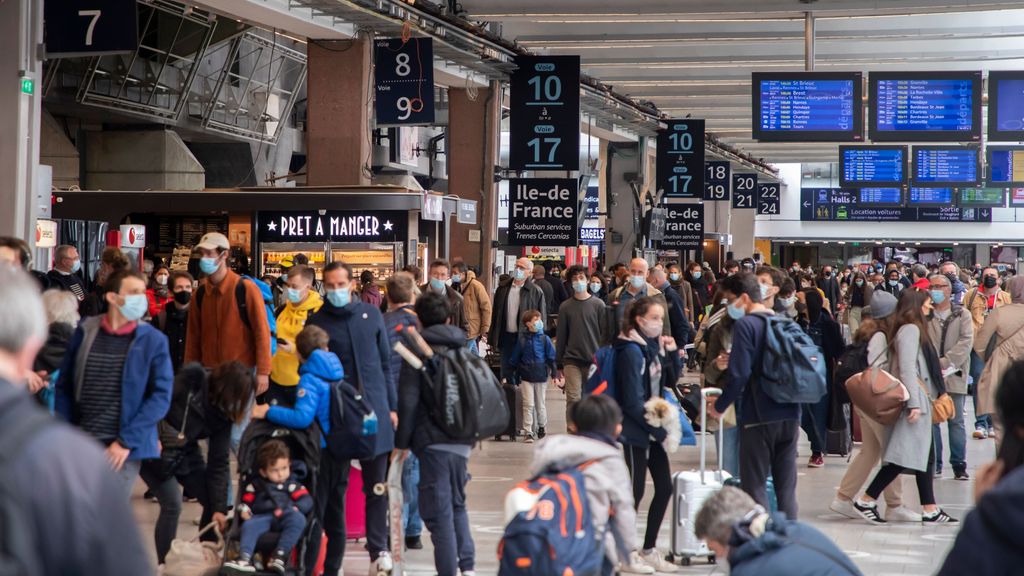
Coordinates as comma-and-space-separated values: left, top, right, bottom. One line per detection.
260, 242, 328, 280
331, 242, 403, 282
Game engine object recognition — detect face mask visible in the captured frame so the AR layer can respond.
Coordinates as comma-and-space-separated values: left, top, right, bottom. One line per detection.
639, 318, 662, 339
199, 256, 220, 275
326, 288, 350, 308
825, 272, 832, 278
572, 280, 588, 294
451, 273, 462, 284
669, 273, 681, 282
779, 296, 796, 308
118, 294, 148, 321
532, 320, 544, 332
691, 271, 702, 280
727, 301, 746, 320
429, 278, 446, 292
287, 287, 304, 303
589, 282, 602, 294
944, 273, 958, 285
855, 279, 864, 287
889, 279, 899, 287
173, 290, 192, 306
930, 290, 947, 304
759, 283, 771, 300
156, 274, 169, 286
514, 268, 526, 281
630, 275, 645, 289
984, 276, 998, 289
71, 259, 82, 273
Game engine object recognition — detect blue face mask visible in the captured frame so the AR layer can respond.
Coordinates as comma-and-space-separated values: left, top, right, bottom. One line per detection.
589, 282, 602, 294
326, 288, 351, 308
451, 273, 462, 284
287, 287, 304, 304
532, 320, 544, 332
727, 301, 746, 320
429, 278, 446, 292
118, 294, 148, 321
199, 256, 220, 275
71, 259, 81, 273
514, 268, 526, 281
669, 273, 681, 282
572, 280, 588, 294
630, 275, 645, 289
930, 290, 946, 304
759, 283, 771, 301
888, 280, 899, 287
691, 270, 702, 280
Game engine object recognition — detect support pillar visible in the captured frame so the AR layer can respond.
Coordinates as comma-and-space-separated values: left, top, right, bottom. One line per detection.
0, 0, 43, 245
605, 142, 640, 265
305, 37, 371, 186
449, 83, 500, 290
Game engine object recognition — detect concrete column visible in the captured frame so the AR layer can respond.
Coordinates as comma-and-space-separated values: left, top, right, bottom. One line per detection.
605, 141, 640, 265
306, 38, 371, 186
0, 0, 42, 243
448, 84, 499, 284
731, 208, 756, 259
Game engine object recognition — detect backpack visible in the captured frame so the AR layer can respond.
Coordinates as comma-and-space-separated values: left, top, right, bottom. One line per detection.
756, 315, 828, 404
424, 346, 509, 442
498, 463, 603, 576
195, 275, 277, 355
325, 378, 378, 461
834, 341, 869, 405
583, 342, 641, 397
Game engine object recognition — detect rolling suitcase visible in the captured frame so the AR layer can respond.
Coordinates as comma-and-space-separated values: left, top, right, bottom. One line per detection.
497, 382, 522, 441
670, 387, 730, 566
346, 465, 367, 541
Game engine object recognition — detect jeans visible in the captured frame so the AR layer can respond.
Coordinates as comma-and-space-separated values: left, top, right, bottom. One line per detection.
402, 453, 422, 538
713, 426, 741, 477
418, 449, 475, 576
866, 447, 936, 506
228, 395, 254, 507
240, 508, 307, 558
140, 450, 215, 564
115, 460, 142, 500
624, 442, 672, 550
970, 351, 992, 429
739, 420, 800, 519
800, 394, 829, 455
933, 393, 967, 472
499, 332, 520, 386
562, 364, 587, 430
520, 380, 548, 436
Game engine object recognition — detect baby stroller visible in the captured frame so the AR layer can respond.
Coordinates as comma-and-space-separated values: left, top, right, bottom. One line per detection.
221, 418, 322, 575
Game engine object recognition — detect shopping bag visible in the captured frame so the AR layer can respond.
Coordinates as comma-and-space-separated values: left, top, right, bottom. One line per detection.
163, 522, 222, 576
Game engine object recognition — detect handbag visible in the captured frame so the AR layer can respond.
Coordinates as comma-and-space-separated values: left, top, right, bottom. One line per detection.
920, 379, 955, 425
845, 367, 909, 426
163, 522, 223, 576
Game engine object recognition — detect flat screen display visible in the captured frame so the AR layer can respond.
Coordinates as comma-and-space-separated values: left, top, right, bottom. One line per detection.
908, 188, 955, 206
751, 72, 863, 142
988, 72, 1024, 141
858, 188, 903, 205
839, 145, 907, 187
869, 71, 982, 142
1011, 188, 1024, 206
912, 146, 981, 187
987, 146, 1024, 186
959, 187, 1006, 207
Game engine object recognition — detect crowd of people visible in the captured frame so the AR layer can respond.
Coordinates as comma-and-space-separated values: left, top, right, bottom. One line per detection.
3, 230, 1024, 575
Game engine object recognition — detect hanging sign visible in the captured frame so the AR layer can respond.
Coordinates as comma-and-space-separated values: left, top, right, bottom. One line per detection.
258, 211, 407, 242
705, 161, 731, 201
44, 0, 138, 57
662, 205, 704, 250
758, 182, 781, 215
457, 199, 478, 225
507, 178, 578, 247
732, 173, 757, 209
657, 119, 705, 198
509, 55, 581, 171
374, 37, 435, 125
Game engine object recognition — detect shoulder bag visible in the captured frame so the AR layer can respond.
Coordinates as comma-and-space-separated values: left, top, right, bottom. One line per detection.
843, 337, 909, 426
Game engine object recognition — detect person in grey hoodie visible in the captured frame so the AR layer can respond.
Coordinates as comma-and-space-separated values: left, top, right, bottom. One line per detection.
529, 395, 653, 575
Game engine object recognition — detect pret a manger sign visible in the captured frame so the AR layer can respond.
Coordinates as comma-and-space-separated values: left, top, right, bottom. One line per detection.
258, 211, 407, 243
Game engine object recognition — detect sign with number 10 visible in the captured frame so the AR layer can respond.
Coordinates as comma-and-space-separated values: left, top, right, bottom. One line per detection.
509, 55, 581, 171
657, 119, 705, 198
374, 37, 435, 125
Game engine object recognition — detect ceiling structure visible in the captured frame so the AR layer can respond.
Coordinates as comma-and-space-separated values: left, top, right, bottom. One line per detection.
461, 0, 1024, 165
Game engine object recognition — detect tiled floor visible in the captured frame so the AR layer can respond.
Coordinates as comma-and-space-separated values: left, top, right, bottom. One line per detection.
133, 379, 991, 575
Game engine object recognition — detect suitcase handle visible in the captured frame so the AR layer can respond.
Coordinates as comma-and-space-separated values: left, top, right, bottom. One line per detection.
700, 388, 723, 485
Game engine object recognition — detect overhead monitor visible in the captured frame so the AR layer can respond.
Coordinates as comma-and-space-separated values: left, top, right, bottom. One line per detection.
908, 188, 955, 206
912, 145, 981, 187
987, 146, 1024, 186
869, 71, 982, 142
1011, 188, 1024, 207
751, 72, 863, 142
858, 187, 903, 205
839, 145, 907, 187
987, 71, 1024, 142
959, 187, 1006, 208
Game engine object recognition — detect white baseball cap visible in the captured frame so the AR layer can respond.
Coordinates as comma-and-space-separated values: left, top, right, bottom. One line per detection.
196, 232, 230, 251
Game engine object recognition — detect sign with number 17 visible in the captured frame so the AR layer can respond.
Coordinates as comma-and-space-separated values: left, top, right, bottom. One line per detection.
374, 37, 435, 126
657, 119, 705, 198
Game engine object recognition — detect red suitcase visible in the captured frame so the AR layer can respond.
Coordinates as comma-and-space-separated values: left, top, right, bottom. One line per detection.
346, 465, 367, 541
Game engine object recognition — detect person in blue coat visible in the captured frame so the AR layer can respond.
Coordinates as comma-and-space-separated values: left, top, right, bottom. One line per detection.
305, 261, 397, 575
696, 486, 862, 576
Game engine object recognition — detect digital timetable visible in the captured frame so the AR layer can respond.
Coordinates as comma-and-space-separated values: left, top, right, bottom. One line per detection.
869, 72, 982, 142
912, 146, 981, 187
839, 145, 907, 187
751, 72, 863, 142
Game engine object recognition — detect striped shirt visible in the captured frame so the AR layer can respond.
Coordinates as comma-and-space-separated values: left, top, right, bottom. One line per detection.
80, 330, 133, 443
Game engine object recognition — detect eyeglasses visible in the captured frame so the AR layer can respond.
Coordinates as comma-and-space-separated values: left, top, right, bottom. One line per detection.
928, 284, 949, 290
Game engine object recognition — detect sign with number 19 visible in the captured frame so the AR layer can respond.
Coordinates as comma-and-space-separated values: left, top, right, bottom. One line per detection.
374, 37, 435, 126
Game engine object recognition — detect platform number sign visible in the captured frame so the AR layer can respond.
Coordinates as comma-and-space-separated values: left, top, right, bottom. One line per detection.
44, 0, 138, 57
758, 183, 781, 215
657, 119, 705, 198
732, 173, 757, 209
374, 38, 435, 125
509, 55, 580, 171
704, 161, 730, 201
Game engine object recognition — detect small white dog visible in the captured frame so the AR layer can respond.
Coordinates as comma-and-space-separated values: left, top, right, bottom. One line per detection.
644, 396, 682, 453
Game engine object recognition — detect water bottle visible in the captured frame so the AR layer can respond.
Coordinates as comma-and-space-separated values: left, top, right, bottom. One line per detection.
362, 411, 378, 436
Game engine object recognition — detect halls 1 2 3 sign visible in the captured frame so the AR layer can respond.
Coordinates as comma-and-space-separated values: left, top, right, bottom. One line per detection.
509, 55, 580, 171
507, 178, 578, 247
374, 38, 435, 125
657, 119, 705, 198
258, 211, 407, 243
662, 204, 704, 250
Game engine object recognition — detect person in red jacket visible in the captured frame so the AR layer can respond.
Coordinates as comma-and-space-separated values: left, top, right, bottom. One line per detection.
146, 265, 173, 318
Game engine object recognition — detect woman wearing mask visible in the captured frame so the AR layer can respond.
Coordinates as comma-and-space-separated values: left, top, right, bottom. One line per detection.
846, 271, 874, 335
852, 289, 958, 524
87, 246, 130, 316
146, 266, 173, 319
801, 289, 844, 468
613, 297, 681, 573
588, 273, 607, 300
686, 261, 710, 320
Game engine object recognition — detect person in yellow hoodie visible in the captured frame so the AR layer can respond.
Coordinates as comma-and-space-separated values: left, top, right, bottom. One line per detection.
269, 265, 323, 406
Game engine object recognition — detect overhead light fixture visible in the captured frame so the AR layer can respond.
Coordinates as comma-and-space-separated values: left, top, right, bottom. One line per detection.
838, 241, 846, 245
789, 241, 795, 244
805, 241, 811, 245
875, 241, 883, 245
915, 242, 921, 246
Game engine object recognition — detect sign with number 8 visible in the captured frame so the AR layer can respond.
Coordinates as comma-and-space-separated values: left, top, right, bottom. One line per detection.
374, 37, 435, 125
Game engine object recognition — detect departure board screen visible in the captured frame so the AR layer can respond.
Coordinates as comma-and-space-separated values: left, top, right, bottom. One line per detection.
988, 72, 1024, 141
959, 188, 1006, 207
912, 146, 981, 187
869, 72, 982, 142
987, 147, 1024, 186
751, 72, 863, 142
908, 188, 955, 205
839, 145, 907, 187
858, 188, 903, 205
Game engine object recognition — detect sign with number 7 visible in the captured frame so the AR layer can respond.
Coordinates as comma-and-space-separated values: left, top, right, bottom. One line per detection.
44, 0, 138, 57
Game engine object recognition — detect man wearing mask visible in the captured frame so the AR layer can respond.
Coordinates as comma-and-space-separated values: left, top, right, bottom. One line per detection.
963, 267, 1011, 439
421, 260, 469, 342
687, 261, 711, 319
816, 265, 841, 310
269, 265, 323, 405
531, 264, 556, 324
723, 260, 741, 277
451, 262, 491, 353
555, 265, 607, 428
47, 245, 89, 313
490, 258, 548, 386
667, 262, 695, 325
56, 269, 173, 497
878, 269, 904, 298
154, 271, 194, 372
545, 262, 568, 313
939, 261, 967, 304
607, 258, 670, 337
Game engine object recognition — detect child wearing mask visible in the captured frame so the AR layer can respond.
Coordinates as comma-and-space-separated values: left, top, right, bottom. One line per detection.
509, 309, 556, 442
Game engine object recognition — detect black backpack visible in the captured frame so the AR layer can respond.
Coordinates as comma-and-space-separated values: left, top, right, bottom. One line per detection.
325, 379, 377, 461
424, 346, 509, 442
833, 341, 869, 405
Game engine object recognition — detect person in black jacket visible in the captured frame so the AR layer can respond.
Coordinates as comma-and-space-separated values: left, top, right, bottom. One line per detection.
140, 361, 255, 566
816, 265, 841, 311
800, 288, 844, 468
396, 292, 476, 576
686, 261, 711, 319
651, 266, 693, 346
155, 271, 193, 372
489, 257, 548, 386
46, 245, 90, 314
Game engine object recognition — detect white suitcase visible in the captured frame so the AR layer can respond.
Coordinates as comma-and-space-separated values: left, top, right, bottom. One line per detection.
670, 387, 730, 566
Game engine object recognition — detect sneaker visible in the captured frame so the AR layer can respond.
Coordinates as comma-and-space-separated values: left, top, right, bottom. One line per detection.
370, 551, 393, 575
954, 468, 970, 481
935, 467, 943, 478
886, 506, 922, 523
267, 555, 286, 575
222, 559, 256, 574
620, 551, 656, 574
405, 535, 422, 550
922, 509, 959, 524
537, 426, 546, 439
808, 454, 824, 468
523, 435, 535, 444
852, 499, 887, 524
462, 572, 476, 576
989, 426, 997, 438
639, 549, 678, 573
974, 425, 989, 439
829, 498, 859, 519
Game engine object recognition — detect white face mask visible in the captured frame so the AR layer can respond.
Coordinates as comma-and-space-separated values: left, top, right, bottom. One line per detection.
639, 317, 662, 339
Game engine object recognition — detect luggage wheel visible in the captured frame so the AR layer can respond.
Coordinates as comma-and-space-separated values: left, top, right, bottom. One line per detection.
709, 554, 716, 565
680, 556, 691, 566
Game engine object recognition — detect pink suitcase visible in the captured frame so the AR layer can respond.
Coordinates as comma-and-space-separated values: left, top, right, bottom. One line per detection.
346, 465, 367, 540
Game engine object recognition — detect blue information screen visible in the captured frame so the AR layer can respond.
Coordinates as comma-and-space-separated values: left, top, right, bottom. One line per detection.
841, 147, 905, 185
994, 79, 1024, 133
759, 79, 856, 132
908, 188, 954, 205
913, 147, 979, 185
988, 148, 1024, 184
859, 188, 902, 204
875, 79, 975, 133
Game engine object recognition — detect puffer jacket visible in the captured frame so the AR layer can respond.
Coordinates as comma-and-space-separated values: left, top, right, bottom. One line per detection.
266, 349, 344, 447
509, 330, 556, 383
727, 513, 862, 576
240, 471, 313, 517
458, 270, 492, 340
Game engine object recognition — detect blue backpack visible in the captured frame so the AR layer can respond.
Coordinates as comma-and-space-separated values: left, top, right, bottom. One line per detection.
195, 275, 277, 355
757, 315, 827, 404
499, 464, 603, 576
584, 342, 641, 398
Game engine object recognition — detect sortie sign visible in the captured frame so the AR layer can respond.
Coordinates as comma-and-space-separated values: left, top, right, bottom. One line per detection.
507, 178, 578, 247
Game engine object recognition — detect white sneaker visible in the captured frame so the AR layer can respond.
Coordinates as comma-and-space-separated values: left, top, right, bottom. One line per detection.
829, 498, 859, 519
620, 551, 656, 574
640, 549, 678, 573
370, 551, 393, 575
886, 506, 923, 523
